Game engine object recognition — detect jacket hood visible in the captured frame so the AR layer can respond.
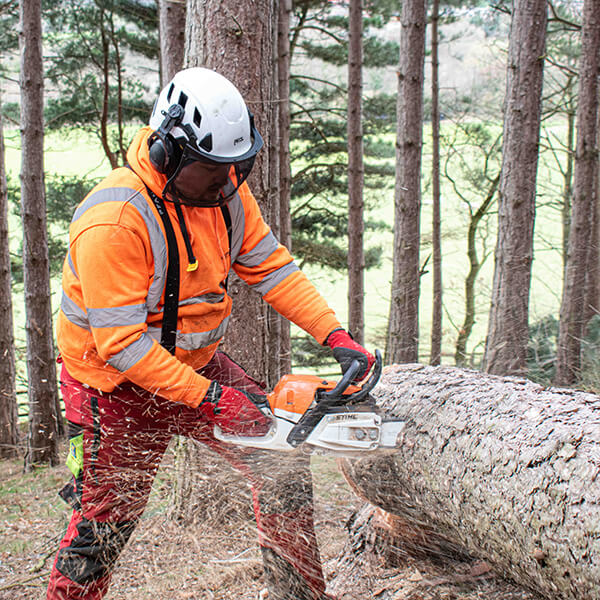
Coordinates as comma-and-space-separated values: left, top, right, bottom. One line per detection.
127, 127, 168, 198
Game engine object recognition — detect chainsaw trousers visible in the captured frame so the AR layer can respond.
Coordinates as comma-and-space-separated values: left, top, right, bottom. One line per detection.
46, 351, 326, 600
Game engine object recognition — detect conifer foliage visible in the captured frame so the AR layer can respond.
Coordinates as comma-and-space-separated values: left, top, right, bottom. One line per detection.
43, 0, 158, 168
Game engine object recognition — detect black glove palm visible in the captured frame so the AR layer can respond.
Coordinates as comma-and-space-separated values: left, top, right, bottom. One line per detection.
326, 328, 375, 381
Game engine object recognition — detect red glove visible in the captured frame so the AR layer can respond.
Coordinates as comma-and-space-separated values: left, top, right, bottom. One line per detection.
326, 328, 375, 382
199, 381, 272, 437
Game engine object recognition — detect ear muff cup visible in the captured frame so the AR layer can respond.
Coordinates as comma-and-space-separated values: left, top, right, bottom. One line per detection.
148, 134, 178, 174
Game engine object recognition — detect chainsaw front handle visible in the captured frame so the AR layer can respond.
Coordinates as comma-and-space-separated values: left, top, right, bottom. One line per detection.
322, 349, 382, 404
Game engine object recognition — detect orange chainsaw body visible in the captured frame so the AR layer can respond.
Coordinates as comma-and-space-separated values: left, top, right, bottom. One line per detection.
267, 374, 360, 417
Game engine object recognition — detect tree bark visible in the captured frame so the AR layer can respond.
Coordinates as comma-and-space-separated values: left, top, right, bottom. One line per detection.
340, 364, 600, 600
347, 0, 365, 345
185, 0, 282, 387
19, 0, 60, 468
483, 0, 547, 376
159, 0, 186, 86
277, 0, 292, 373
561, 78, 576, 276
584, 113, 600, 326
387, 0, 426, 364
0, 100, 18, 459
555, 0, 600, 386
429, 0, 442, 366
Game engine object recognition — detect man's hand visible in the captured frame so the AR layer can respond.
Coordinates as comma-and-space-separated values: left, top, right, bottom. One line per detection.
326, 328, 375, 382
199, 381, 272, 436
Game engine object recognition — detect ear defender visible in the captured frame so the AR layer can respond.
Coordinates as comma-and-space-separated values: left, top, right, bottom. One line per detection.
148, 104, 186, 174
148, 134, 175, 173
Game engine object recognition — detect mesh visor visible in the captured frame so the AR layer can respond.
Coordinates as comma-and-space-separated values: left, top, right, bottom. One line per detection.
162, 114, 263, 206
226, 155, 256, 199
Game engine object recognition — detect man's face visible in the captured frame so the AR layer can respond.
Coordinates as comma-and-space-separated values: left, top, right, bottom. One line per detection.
173, 159, 231, 207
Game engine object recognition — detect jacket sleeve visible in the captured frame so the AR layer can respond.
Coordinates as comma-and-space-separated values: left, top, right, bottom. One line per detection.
71, 224, 211, 406
232, 184, 341, 344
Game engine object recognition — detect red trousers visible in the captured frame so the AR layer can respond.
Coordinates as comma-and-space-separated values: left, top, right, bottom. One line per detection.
47, 352, 326, 600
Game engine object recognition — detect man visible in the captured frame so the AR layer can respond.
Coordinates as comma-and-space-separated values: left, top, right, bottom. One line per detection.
47, 67, 374, 600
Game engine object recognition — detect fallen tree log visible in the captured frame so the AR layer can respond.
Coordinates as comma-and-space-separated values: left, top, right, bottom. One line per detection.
329, 502, 541, 600
339, 364, 600, 600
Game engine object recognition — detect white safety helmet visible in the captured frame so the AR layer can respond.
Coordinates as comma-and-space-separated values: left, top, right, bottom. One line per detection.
148, 67, 263, 204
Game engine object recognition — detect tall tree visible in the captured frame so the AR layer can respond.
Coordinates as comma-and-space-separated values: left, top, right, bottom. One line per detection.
288, 0, 396, 270
583, 108, 600, 326
278, 0, 293, 372
185, 0, 281, 386
0, 100, 18, 459
0, 0, 19, 459
387, 0, 426, 364
429, 0, 442, 365
483, 0, 547, 376
19, 0, 59, 468
555, 0, 600, 386
347, 0, 365, 344
159, 0, 186, 85
540, 4, 581, 277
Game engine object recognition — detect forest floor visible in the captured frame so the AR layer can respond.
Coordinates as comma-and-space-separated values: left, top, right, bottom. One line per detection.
0, 440, 541, 600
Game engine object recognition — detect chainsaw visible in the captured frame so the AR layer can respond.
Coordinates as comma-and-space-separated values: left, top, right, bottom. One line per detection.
214, 350, 405, 455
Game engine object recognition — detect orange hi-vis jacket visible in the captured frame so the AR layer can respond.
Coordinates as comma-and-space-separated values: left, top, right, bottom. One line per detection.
57, 127, 341, 408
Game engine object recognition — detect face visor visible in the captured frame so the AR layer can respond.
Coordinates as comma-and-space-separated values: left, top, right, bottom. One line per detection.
162, 114, 264, 207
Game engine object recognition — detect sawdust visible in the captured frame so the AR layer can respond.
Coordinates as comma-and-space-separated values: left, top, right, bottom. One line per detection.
0, 447, 541, 600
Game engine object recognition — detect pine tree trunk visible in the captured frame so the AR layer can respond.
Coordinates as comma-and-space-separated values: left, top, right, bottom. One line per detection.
340, 363, 600, 600
555, 0, 600, 386
277, 0, 292, 373
19, 0, 60, 469
185, 0, 282, 387
584, 120, 600, 325
159, 0, 186, 86
0, 103, 18, 459
347, 0, 365, 345
561, 80, 576, 276
387, 0, 426, 364
483, 0, 547, 376
429, 0, 442, 366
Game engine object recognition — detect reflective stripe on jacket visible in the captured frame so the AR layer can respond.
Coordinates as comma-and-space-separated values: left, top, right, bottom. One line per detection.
57, 127, 341, 407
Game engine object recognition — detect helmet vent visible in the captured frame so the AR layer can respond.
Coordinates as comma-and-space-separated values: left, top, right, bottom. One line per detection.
166, 83, 174, 102
193, 107, 202, 128
178, 91, 188, 109
199, 133, 213, 152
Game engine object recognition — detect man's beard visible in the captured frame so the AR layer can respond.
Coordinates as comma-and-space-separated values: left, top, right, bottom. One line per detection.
168, 184, 229, 208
